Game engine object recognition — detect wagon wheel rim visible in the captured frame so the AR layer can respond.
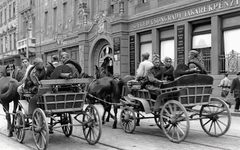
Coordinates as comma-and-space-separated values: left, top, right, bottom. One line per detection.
14, 111, 25, 143
32, 108, 49, 150
61, 113, 73, 137
154, 111, 170, 130
120, 107, 136, 133
200, 98, 231, 137
160, 100, 190, 143
82, 105, 102, 145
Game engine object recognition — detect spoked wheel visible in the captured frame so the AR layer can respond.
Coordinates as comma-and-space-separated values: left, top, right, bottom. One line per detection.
154, 111, 170, 129
61, 113, 73, 137
200, 97, 231, 137
82, 105, 102, 145
120, 107, 136, 133
160, 100, 190, 143
14, 111, 25, 143
32, 108, 49, 150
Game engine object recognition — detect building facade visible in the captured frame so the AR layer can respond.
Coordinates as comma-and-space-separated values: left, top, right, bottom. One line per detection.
0, 0, 18, 69
15, 0, 240, 79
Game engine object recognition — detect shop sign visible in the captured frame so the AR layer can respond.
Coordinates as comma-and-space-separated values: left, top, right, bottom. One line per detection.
132, 0, 239, 30
62, 37, 80, 46
129, 36, 135, 76
177, 25, 185, 64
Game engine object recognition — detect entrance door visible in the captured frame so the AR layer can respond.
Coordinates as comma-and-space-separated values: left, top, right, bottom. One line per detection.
99, 45, 113, 75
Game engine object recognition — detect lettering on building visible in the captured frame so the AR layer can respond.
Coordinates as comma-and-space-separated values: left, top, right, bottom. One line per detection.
132, 0, 240, 30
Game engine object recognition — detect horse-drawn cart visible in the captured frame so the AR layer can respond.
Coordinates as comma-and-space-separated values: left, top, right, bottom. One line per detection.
13, 78, 102, 150
120, 74, 231, 143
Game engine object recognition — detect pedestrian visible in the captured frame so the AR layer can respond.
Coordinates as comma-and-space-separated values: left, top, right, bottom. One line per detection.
218, 73, 232, 108
230, 72, 240, 112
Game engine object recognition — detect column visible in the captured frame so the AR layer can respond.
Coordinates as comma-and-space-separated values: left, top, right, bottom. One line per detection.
211, 16, 221, 75
152, 28, 159, 55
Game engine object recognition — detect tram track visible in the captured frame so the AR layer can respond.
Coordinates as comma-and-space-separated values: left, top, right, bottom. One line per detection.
0, 112, 239, 150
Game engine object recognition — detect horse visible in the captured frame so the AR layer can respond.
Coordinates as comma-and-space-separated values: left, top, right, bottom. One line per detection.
85, 65, 120, 128
0, 65, 21, 137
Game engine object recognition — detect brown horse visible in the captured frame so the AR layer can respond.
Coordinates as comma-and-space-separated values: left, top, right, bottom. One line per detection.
0, 65, 21, 137
87, 66, 120, 128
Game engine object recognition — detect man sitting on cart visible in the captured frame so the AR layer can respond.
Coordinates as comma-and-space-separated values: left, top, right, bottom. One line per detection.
145, 54, 165, 99
127, 52, 153, 91
60, 52, 82, 78
174, 50, 207, 78
17, 58, 46, 98
162, 57, 174, 81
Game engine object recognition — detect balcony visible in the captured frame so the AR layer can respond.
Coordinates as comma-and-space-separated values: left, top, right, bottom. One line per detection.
17, 37, 36, 50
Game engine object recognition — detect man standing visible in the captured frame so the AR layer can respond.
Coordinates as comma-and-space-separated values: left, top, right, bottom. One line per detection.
219, 73, 232, 108
60, 52, 82, 78
135, 52, 153, 81
230, 72, 240, 112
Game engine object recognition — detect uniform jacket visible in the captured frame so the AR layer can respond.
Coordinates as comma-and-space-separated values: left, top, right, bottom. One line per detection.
230, 77, 240, 98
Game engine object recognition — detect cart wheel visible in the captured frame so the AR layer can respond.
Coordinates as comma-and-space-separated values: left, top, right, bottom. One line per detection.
160, 100, 190, 143
120, 107, 136, 133
200, 97, 231, 137
154, 111, 170, 129
82, 105, 102, 145
14, 111, 25, 143
32, 108, 49, 150
61, 113, 73, 137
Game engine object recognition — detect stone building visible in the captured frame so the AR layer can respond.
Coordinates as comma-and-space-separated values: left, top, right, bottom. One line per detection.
0, 0, 18, 68
16, 0, 240, 80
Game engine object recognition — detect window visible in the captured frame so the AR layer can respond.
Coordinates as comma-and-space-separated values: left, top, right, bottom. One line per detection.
192, 22, 211, 73
159, 27, 174, 65
74, 0, 79, 25
63, 3, 67, 28
44, 12, 48, 36
221, 28, 240, 73
9, 4, 11, 19
5, 36, 7, 52
0, 12, 2, 25
13, 2, 16, 17
0, 38, 3, 53
140, 33, 152, 61
9, 34, 12, 50
141, 0, 150, 3
53, 8, 57, 32
4, 9, 7, 23
13, 33, 16, 49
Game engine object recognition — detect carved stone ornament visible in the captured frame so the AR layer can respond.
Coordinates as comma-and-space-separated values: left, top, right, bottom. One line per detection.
94, 12, 107, 34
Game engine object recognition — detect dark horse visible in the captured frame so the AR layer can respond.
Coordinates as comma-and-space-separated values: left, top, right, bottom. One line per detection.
0, 65, 20, 136
86, 66, 120, 128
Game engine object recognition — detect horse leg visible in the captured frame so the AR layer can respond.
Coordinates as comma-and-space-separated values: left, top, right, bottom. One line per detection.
112, 105, 118, 129
105, 104, 111, 122
136, 113, 140, 126
101, 102, 106, 125
2, 103, 13, 137
9, 98, 19, 135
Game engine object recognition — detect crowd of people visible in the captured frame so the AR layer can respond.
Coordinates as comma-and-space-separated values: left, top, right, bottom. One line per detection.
221, 72, 240, 112
127, 50, 207, 98
14, 52, 82, 98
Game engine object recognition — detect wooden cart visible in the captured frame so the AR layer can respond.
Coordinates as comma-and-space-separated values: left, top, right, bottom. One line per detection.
120, 74, 231, 143
13, 78, 102, 150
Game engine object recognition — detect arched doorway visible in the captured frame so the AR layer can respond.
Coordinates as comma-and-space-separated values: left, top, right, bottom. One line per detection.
99, 45, 113, 75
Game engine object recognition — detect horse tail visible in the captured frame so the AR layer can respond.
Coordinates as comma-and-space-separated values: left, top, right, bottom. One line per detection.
110, 79, 120, 104
0, 81, 18, 100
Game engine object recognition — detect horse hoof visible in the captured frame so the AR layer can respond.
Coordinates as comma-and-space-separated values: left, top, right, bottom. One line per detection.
102, 122, 105, 125
136, 123, 140, 126
49, 130, 54, 134
112, 125, 117, 129
106, 119, 109, 122
8, 132, 13, 137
